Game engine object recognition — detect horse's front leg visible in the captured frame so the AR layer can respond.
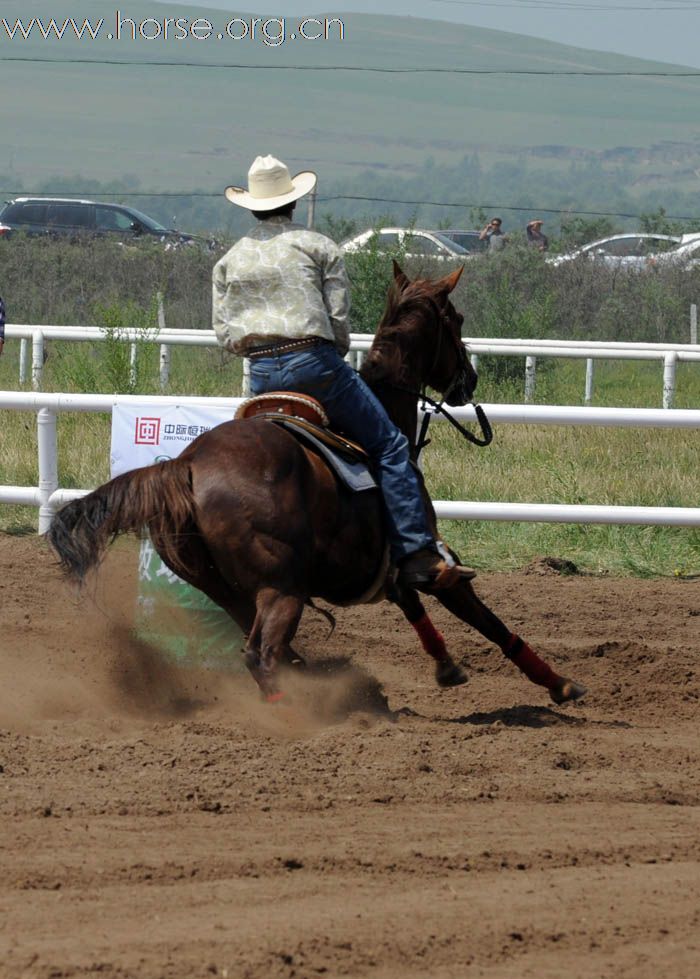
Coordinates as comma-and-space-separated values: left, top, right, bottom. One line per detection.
427, 577, 586, 705
394, 585, 468, 688
245, 589, 305, 703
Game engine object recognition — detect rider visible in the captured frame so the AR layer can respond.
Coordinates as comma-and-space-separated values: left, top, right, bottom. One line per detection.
212, 154, 475, 589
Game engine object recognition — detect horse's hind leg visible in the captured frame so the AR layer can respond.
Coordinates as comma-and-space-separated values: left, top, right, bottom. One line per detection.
422, 577, 587, 705
245, 588, 305, 702
159, 533, 306, 671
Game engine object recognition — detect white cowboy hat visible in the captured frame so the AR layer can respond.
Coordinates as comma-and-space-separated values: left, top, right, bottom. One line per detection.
225, 155, 317, 210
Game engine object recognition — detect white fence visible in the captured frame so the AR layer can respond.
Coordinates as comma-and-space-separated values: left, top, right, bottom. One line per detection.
2, 390, 700, 534
5, 324, 700, 408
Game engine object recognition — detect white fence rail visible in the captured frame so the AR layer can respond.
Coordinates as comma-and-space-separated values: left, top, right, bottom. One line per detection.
2, 391, 700, 534
5, 324, 700, 407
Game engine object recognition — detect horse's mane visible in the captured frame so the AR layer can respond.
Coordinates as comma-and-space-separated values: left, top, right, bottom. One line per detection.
360, 279, 439, 386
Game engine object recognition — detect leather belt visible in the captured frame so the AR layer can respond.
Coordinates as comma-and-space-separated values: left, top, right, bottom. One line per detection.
246, 337, 329, 360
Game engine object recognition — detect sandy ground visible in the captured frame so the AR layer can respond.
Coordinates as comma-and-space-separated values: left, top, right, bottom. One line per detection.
1, 533, 699, 979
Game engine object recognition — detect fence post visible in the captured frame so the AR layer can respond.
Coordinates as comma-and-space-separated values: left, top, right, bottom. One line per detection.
159, 344, 171, 390
584, 358, 595, 405
37, 407, 58, 534
156, 294, 171, 389
31, 330, 45, 391
157, 292, 166, 331
663, 352, 677, 409
524, 355, 537, 402
129, 343, 138, 388
306, 189, 316, 230
691, 304, 698, 345
19, 338, 28, 385
242, 358, 251, 396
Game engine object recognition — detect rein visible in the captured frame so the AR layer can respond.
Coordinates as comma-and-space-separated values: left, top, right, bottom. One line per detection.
415, 391, 493, 457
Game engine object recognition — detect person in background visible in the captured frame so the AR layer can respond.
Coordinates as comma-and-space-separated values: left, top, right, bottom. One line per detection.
0, 294, 5, 356
478, 217, 506, 251
212, 154, 475, 589
526, 219, 549, 252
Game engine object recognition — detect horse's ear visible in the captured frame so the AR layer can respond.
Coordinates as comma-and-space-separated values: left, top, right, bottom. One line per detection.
392, 260, 411, 290
434, 265, 464, 294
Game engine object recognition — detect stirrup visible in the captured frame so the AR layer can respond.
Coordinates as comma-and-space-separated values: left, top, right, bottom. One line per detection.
399, 558, 476, 590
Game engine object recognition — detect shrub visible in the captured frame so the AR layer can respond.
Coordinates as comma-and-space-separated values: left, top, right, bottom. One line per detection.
1, 234, 698, 353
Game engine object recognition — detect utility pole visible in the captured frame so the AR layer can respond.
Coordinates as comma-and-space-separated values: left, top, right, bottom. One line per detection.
307, 187, 316, 230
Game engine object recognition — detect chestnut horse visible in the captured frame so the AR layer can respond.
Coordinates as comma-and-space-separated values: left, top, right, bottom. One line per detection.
47, 263, 585, 707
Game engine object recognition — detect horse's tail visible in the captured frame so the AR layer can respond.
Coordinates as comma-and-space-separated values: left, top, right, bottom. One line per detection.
46, 459, 195, 585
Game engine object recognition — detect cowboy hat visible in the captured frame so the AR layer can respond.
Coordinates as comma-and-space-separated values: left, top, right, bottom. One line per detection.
225, 155, 317, 210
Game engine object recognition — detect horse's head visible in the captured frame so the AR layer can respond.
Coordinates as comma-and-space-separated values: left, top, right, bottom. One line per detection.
389, 261, 477, 406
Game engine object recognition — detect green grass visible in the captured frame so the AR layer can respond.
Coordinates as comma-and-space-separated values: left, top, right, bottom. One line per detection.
2, 347, 699, 576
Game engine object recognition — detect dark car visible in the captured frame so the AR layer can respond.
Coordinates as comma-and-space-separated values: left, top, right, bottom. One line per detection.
0, 197, 196, 245
436, 230, 489, 254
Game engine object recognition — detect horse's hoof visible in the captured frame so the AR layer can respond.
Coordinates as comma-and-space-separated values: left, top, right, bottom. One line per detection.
436, 660, 468, 688
549, 677, 587, 705
264, 690, 285, 705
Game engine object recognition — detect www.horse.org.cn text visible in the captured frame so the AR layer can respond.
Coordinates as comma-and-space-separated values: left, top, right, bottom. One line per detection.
0, 13, 346, 46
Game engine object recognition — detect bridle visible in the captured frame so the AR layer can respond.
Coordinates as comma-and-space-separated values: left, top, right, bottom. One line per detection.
366, 291, 492, 457
414, 294, 493, 457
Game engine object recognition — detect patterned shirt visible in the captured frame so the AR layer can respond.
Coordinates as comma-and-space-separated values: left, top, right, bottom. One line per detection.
212, 216, 350, 356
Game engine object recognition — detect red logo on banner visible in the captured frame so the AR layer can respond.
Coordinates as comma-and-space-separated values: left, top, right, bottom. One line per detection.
134, 417, 161, 445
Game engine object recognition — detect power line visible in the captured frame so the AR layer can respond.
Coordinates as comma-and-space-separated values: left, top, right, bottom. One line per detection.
2, 189, 699, 222
435, 0, 700, 9
317, 195, 700, 220
1, 56, 700, 75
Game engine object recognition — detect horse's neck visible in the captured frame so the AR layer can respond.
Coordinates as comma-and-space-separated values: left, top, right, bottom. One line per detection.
369, 317, 428, 452
375, 386, 420, 453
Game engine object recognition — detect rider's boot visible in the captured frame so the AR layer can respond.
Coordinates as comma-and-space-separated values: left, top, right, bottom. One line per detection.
398, 546, 476, 589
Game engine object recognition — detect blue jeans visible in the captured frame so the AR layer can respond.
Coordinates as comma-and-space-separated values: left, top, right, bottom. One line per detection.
248, 342, 434, 561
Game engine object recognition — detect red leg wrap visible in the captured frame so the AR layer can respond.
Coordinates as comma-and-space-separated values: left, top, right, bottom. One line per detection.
412, 613, 449, 662
266, 691, 285, 704
503, 634, 561, 689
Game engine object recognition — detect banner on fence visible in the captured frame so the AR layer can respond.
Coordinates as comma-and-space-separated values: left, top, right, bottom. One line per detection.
111, 403, 245, 670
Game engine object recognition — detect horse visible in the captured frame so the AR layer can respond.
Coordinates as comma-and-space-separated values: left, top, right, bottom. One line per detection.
47, 261, 586, 707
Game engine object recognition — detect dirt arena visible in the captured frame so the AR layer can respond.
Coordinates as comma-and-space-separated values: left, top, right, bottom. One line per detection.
1, 533, 699, 978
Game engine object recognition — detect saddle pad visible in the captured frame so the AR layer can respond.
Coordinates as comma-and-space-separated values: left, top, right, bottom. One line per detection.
267, 416, 377, 493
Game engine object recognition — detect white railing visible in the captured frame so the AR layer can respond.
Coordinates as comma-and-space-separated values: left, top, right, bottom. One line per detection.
2, 390, 700, 534
5, 324, 700, 407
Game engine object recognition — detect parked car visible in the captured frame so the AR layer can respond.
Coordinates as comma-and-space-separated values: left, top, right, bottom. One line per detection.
0, 197, 197, 246
646, 232, 700, 270
434, 229, 489, 254
547, 233, 682, 269
341, 227, 470, 260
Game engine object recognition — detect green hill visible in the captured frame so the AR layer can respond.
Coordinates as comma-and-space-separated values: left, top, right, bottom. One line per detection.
1, 2, 699, 231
